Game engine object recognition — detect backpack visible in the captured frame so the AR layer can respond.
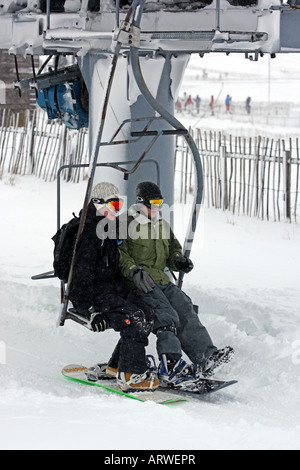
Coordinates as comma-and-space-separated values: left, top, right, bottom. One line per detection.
52, 213, 81, 283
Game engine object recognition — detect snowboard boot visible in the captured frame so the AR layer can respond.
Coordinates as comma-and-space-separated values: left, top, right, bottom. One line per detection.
158, 354, 201, 389
106, 365, 118, 378
105, 355, 158, 380
86, 363, 113, 382
202, 346, 235, 377
117, 370, 159, 392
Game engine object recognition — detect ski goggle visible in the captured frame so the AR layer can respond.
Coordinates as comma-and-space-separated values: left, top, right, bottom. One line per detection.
92, 197, 124, 212
145, 198, 164, 208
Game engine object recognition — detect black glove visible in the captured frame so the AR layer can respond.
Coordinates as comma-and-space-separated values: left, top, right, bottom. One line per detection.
173, 256, 194, 274
129, 266, 155, 294
75, 305, 109, 332
89, 308, 109, 332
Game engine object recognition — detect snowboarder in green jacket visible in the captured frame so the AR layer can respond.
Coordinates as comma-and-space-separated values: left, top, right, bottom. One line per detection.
117, 181, 234, 388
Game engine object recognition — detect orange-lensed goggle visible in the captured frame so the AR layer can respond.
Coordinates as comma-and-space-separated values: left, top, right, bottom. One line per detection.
137, 195, 164, 208
145, 198, 164, 208
92, 197, 124, 212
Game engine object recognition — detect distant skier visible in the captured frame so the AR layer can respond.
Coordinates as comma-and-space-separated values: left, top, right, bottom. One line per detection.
225, 94, 231, 113
209, 95, 215, 116
182, 92, 188, 111
195, 94, 201, 114
118, 181, 234, 389
175, 98, 182, 114
69, 182, 159, 393
185, 94, 194, 114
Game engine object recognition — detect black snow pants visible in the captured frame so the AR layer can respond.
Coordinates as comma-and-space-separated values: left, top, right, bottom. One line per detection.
135, 283, 217, 366
94, 292, 153, 374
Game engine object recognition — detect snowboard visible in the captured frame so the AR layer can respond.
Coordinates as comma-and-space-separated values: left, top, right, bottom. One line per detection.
62, 365, 187, 405
158, 379, 238, 400
62, 364, 237, 403
91, 362, 237, 399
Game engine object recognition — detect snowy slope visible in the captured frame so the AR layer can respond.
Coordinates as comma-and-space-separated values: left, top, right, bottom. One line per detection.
182, 53, 300, 104
180, 53, 300, 137
0, 174, 300, 450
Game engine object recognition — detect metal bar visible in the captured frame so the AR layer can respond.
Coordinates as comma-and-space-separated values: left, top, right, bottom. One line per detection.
30, 55, 38, 98
46, 0, 50, 30
56, 159, 160, 229
31, 270, 55, 280
216, 0, 221, 31
57, 2, 140, 327
131, 129, 188, 137
64, 311, 93, 330
129, 7, 203, 290
18, 64, 82, 91
14, 55, 22, 97
115, 0, 120, 29
107, 116, 161, 144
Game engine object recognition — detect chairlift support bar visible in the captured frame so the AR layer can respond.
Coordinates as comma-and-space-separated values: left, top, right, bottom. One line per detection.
56, 159, 160, 230
131, 129, 188, 137
57, 1, 141, 327
129, 0, 203, 290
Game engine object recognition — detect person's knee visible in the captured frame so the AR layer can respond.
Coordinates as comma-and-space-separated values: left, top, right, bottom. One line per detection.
123, 309, 153, 340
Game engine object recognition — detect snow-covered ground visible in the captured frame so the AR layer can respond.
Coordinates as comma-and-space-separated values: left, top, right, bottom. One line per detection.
0, 173, 300, 450
179, 53, 300, 137
182, 53, 300, 106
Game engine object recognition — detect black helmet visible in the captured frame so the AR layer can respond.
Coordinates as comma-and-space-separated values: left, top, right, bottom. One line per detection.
136, 181, 163, 208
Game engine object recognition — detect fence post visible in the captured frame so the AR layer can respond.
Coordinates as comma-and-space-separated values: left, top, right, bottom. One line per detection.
284, 149, 291, 222
220, 144, 228, 210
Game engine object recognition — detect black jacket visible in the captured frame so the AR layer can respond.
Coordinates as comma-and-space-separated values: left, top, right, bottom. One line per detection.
69, 201, 125, 309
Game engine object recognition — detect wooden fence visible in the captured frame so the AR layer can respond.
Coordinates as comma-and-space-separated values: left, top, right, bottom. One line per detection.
0, 109, 89, 183
1, 109, 299, 222
175, 128, 300, 222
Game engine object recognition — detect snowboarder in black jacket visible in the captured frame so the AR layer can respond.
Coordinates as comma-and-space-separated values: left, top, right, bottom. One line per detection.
69, 182, 158, 392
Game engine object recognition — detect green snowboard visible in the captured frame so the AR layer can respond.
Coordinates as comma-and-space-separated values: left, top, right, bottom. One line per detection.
62, 364, 187, 405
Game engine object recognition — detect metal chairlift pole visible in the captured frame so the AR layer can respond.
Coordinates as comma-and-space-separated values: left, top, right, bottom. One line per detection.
57, 0, 141, 326
129, 1, 204, 290
46, 0, 50, 30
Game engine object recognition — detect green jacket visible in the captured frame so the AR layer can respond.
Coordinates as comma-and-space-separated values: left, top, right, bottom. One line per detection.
119, 205, 183, 285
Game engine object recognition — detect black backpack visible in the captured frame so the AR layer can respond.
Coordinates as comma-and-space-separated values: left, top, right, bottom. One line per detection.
52, 213, 81, 283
